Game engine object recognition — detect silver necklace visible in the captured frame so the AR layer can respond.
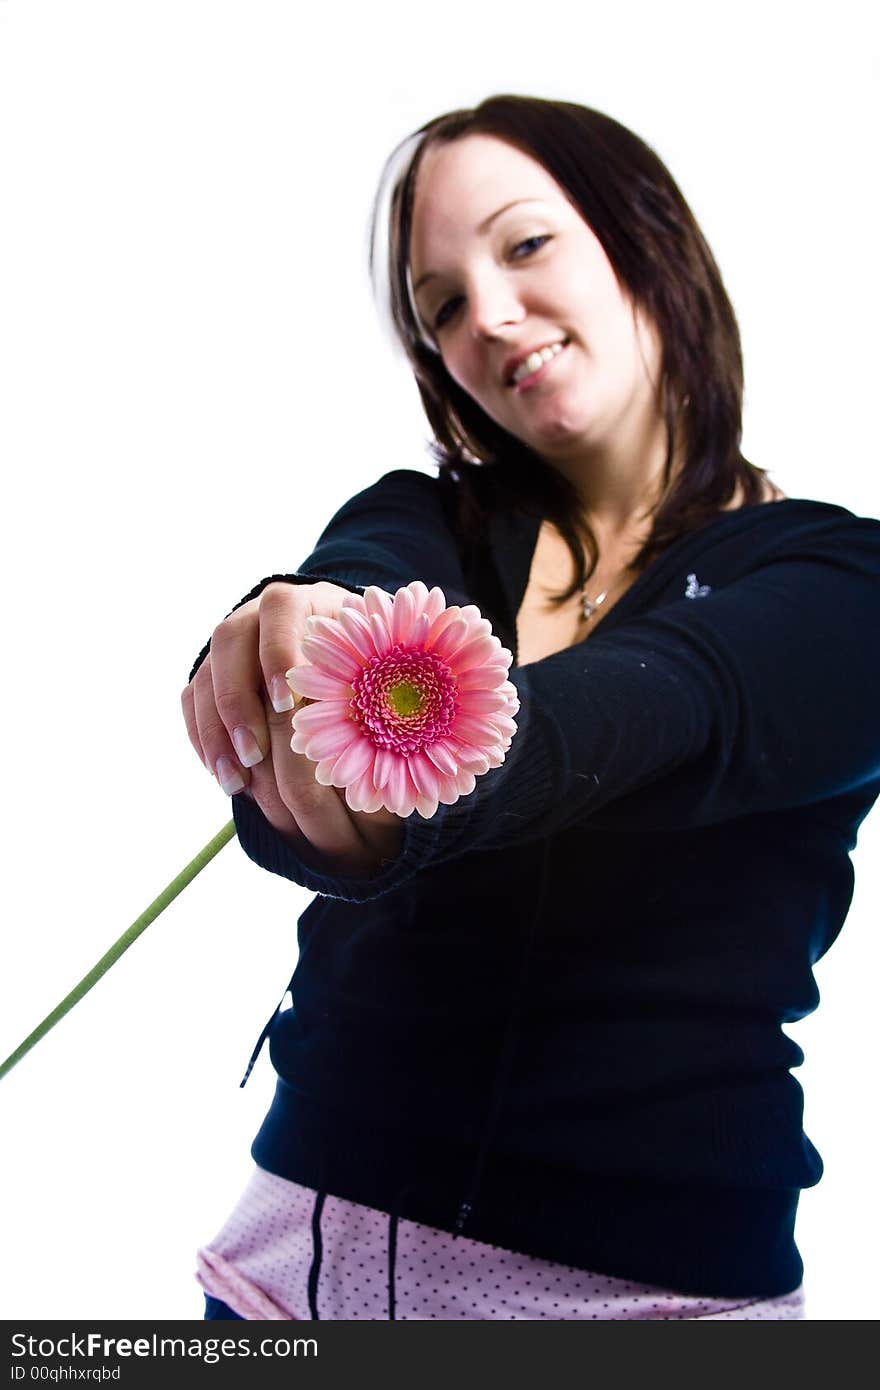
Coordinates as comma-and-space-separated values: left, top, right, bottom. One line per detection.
580, 587, 608, 621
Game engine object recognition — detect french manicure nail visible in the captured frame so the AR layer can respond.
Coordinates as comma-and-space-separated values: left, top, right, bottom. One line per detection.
269, 674, 295, 713
215, 754, 246, 796
231, 725, 264, 768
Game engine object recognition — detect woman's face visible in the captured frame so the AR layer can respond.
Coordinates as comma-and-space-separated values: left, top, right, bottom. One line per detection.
409, 135, 665, 469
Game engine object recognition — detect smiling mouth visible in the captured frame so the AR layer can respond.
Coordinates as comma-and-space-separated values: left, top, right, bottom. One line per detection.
507, 340, 568, 388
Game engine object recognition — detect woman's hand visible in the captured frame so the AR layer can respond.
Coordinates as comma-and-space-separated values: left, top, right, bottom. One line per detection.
181, 581, 405, 877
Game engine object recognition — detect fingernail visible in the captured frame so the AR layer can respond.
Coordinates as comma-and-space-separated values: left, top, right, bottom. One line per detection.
215, 754, 246, 796
285, 668, 305, 706
231, 725, 264, 768
269, 674, 295, 713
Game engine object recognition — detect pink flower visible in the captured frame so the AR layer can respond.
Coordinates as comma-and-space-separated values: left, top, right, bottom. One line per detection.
286, 581, 520, 819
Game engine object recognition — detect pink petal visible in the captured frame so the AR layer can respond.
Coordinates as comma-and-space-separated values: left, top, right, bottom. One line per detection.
314, 756, 340, 787
427, 616, 470, 661
458, 688, 509, 715
384, 757, 418, 816
306, 615, 373, 666
301, 723, 362, 761
301, 634, 363, 682
286, 665, 354, 701
307, 614, 360, 649
415, 793, 440, 819
447, 742, 491, 775
424, 605, 462, 649
407, 750, 442, 800
359, 782, 387, 814
456, 664, 511, 692
373, 746, 397, 790
437, 772, 463, 805
424, 739, 459, 776
335, 606, 381, 661
406, 611, 431, 647
344, 767, 385, 813
391, 584, 417, 644
368, 610, 393, 655
423, 585, 448, 622
452, 769, 477, 797
340, 592, 367, 614
451, 714, 506, 748
343, 776, 370, 813
404, 578, 430, 604
292, 700, 355, 734
457, 607, 493, 638
385, 756, 408, 808
330, 735, 376, 786
292, 708, 356, 754
364, 586, 395, 625
447, 632, 502, 675
499, 682, 520, 712
390, 790, 418, 819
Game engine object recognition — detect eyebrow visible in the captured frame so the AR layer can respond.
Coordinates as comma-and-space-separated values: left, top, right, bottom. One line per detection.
411, 198, 548, 295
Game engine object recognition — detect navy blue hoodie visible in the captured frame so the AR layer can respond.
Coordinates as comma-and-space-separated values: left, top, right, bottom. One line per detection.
191, 467, 880, 1304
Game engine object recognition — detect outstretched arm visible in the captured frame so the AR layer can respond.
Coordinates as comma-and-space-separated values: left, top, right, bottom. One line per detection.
227, 506, 880, 901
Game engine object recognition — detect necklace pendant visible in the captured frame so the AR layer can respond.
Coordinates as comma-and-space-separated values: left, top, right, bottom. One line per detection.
581, 589, 608, 620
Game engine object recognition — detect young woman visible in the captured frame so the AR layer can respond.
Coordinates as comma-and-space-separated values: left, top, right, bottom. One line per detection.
182, 95, 880, 1320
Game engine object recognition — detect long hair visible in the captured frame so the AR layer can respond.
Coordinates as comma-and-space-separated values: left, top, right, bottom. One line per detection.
370, 95, 770, 605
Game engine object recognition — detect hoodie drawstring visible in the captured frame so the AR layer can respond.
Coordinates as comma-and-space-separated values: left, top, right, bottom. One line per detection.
387, 1209, 400, 1321
307, 1189, 327, 1319
239, 986, 292, 1089
385, 1179, 425, 1320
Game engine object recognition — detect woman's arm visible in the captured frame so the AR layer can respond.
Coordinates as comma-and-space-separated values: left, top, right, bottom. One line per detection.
224, 508, 880, 901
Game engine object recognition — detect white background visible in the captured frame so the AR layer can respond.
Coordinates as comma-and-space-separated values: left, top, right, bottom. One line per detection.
1, 0, 877, 1322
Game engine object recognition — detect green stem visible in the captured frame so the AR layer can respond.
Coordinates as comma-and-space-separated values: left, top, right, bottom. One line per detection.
0, 819, 237, 1083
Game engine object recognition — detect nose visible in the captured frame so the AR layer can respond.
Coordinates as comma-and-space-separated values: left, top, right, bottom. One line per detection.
465, 271, 524, 341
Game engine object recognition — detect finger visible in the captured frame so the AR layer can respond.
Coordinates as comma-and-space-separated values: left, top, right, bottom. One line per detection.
242, 710, 308, 844
180, 678, 209, 769
256, 582, 310, 715
206, 598, 274, 775
259, 580, 361, 713
266, 697, 373, 871
189, 652, 253, 795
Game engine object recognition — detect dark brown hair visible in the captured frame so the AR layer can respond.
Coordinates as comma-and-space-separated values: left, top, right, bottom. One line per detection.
370, 94, 770, 604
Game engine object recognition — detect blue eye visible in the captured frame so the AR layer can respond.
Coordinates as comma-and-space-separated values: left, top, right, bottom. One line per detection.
511, 234, 551, 258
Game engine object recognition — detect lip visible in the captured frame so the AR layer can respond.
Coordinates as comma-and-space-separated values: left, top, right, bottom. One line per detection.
503, 339, 569, 389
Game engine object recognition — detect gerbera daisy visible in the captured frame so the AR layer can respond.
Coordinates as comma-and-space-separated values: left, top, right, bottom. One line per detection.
286, 580, 519, 819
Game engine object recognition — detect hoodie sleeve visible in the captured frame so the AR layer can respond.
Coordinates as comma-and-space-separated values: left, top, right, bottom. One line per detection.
228, 507, 880, 902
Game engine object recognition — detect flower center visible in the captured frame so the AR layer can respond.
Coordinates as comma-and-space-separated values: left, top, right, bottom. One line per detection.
386, 680, 424, 718
350, 644, 458, 754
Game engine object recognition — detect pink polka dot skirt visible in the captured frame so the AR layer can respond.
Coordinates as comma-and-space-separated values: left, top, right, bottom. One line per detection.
196, 1166, 806, 1320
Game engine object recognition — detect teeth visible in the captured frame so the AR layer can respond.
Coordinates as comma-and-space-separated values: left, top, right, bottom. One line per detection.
511, 341, 565, 385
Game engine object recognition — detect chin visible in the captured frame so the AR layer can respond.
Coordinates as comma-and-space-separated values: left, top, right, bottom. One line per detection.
528, 415, 595, 458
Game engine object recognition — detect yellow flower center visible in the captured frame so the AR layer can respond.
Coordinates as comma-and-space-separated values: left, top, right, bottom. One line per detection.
386, 680, 424, 718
